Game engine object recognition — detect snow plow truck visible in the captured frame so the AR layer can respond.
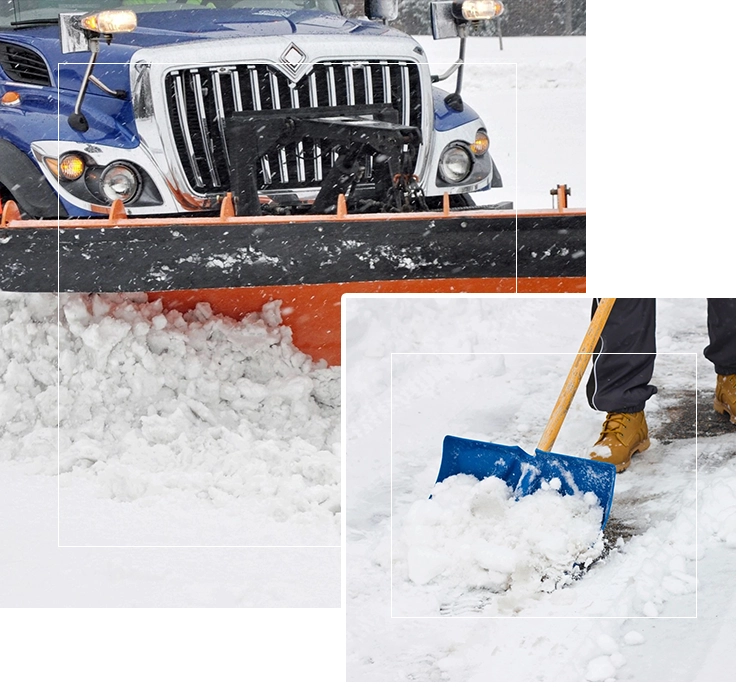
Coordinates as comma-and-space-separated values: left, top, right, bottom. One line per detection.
1, 0, 585, 363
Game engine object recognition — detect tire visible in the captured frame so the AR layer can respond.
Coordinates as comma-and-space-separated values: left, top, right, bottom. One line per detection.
0, 140, 66, 219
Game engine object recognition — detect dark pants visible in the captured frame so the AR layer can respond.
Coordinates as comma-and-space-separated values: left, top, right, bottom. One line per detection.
587, 298, 736, 413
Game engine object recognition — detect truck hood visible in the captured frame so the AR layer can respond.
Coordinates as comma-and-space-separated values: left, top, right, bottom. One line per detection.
121, 8, 394, 43
8, 9, 415, 94
10, 8, 397, 52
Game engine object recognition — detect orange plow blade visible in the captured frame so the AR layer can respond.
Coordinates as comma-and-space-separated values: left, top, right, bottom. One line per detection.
2, 191, 585, 363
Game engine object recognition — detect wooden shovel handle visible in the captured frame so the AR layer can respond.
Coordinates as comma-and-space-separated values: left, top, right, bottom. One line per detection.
536, 298, 617, 453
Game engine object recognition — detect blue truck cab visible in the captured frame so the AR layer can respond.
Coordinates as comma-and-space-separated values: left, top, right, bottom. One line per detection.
0, 0, 502, 218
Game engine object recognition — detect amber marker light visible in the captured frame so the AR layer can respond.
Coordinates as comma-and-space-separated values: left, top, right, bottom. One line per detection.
80, 10, 137, 34
59, 153, 86, 181
43, 157, 59, 178
1, 91, 21, 106
470, 130, 490, 156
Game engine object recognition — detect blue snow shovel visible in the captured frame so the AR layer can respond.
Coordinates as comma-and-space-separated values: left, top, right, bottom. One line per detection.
436, 298, 617, 530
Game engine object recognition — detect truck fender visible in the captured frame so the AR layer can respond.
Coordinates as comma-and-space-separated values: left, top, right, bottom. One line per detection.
0, 140, 66, 219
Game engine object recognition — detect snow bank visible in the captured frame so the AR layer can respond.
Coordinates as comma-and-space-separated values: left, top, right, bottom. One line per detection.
0, 292, 340, 546
394, 474, 604, 614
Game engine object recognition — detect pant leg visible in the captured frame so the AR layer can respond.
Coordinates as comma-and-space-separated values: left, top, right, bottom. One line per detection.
704, 298, 736, 375
586, 298, 658, 413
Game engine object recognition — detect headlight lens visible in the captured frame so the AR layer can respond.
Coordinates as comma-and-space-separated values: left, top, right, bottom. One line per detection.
80, 10, 137, 34
457, 0, 503, 21
439, 145, 473, 184
58, 153, 85, 181
100, 163, 141, 203
470, 130, 490, 156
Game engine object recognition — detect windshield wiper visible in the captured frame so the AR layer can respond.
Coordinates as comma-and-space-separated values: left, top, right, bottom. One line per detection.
10, 18, 61, 27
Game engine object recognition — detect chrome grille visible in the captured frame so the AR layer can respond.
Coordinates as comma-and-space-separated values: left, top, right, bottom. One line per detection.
164, 60, 423, 194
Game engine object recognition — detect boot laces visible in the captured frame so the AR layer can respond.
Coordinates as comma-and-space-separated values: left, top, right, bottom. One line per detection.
599, 412, 634, 440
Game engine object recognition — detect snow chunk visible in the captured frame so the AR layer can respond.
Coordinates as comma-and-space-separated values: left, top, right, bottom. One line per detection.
642, 601, 659, 617
596, 634, 619, 654
408, 545, 448, 585
585, 655, 616, 682
590, 444, 612, 459
610, 653, 626, 668
623, 631, 645, 646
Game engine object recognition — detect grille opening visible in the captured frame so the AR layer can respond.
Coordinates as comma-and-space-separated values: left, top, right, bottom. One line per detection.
164, 60, 423, 195
0, 42, 51, 86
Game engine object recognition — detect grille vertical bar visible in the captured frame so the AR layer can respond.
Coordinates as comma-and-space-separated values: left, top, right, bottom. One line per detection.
268, 71, 289, 183
230, 69, 243, 110
382, 63, 391, 103
172, 73, 204, 188
247, 67, 272, 184
400, 63, 411, 127
289, 84, 306, 183
345, 64, 355, 106
211, 70, 230, 168
308, 71, 323, 182
189, 71, 220, 187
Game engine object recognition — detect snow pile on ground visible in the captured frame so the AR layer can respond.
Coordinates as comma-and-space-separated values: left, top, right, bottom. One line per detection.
393, 474, 604, 615
0, 292, 340, 546
0, 293, 58, 461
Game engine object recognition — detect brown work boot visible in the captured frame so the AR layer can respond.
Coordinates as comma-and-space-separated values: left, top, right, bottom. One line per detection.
589, 411, 650, 473
714, 374, 736, 424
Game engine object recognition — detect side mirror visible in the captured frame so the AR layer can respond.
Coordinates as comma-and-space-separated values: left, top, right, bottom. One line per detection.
431, 1, 504, 40
365, 0, 399, 22
429, 1, 505, 111
59, 11, 137, 132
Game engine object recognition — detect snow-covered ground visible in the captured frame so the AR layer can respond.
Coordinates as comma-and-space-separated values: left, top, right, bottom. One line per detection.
345, 297, 735, 681
0, 293, 340, 605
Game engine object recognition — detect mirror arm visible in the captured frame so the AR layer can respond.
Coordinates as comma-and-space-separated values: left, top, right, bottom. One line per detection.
431, 58, 462, 84
68, 38, 99, 132
452, 29, 467, 95
89, 74, 127, 99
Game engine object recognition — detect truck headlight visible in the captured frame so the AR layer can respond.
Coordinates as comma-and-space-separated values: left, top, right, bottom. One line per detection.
439, 144, 473, 183
100, 163, 141, 203
80, 10, 137, 35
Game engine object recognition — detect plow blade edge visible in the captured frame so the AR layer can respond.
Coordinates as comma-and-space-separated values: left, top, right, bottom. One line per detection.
1, 211, 585, 293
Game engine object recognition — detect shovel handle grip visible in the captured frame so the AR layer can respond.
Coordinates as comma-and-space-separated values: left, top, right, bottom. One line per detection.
537, 298, 617, 453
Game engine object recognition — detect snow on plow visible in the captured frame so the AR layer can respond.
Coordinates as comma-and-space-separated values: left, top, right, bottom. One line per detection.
1, 190, 585, 363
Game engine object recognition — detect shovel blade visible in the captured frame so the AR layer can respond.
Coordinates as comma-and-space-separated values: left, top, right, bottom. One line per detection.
438, 435, 616, 529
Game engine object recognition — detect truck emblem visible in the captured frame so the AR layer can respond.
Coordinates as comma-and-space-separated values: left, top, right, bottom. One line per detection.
280, 44, 307, 78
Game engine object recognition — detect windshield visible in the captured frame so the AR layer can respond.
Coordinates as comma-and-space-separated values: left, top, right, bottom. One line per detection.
1, 0, 342, 27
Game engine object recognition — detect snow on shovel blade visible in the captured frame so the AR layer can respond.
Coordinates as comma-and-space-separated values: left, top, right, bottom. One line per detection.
437, 435, 616, 529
